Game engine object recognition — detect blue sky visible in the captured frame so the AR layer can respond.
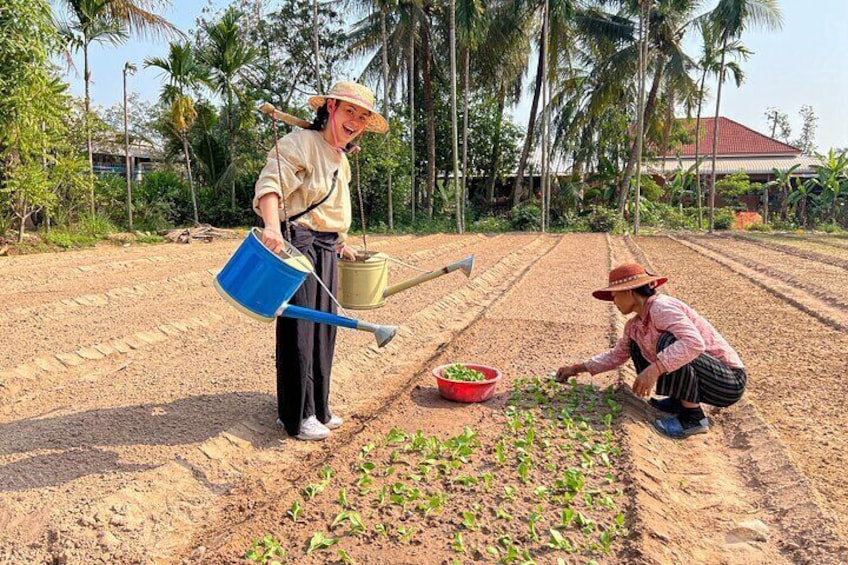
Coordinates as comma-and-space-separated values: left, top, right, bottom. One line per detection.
65, 0, 847, 151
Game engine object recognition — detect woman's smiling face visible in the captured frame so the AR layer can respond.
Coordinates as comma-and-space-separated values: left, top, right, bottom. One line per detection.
327, 100, 371, 146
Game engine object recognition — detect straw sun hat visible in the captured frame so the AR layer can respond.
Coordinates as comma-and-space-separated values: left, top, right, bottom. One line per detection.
592, 263, 668, 301
308, 81, 389, 134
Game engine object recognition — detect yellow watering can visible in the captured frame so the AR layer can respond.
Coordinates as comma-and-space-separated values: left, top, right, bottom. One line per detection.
337, 252, 475, 310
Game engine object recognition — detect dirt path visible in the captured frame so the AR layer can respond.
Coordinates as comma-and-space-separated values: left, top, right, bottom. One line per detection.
2, 234, 847, 564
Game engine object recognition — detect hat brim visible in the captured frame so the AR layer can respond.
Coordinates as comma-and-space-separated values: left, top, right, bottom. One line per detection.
592, 276, 668, 301
307, 95, 389, 134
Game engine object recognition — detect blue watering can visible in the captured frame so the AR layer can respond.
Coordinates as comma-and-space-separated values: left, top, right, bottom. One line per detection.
214, 228, 397, 347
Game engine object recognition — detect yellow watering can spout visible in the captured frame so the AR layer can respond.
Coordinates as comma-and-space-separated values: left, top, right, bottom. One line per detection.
384, 255, 475, 298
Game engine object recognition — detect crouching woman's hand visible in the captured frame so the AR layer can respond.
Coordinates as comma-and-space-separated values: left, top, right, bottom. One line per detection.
555, 363, 586, 383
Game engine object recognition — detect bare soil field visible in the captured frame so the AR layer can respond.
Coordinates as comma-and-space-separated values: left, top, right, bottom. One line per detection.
1, 232, 847, 564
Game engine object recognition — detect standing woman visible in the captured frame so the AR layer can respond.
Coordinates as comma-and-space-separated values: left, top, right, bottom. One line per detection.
555, 263, 747, 439
253, 81, 388, 440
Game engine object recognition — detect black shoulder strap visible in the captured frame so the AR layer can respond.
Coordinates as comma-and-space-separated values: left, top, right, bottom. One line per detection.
288, 169, 339, 223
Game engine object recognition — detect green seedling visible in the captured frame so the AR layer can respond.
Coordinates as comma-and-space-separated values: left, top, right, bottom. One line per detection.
547, 529, 573, 552
495, 440, 507, 465
385, 427, 409, 444
319, 465, 335, 480
303, 481, 326, 500
533, 486, 549, 501
461, 510, 480, 531
486, 546, 500, 558
244, 534, 286, 564
337, 488, 349, 509
359, 442, 375, 458
451, 532, 466, 553
305, 532, 338, 554
528, 511, 542, 542
397, 526, 415, 544
495, 506, 514, 521
331, 510, 365, 535
358, 461, 376, 474
452, 475, 478, 487
419, 492, 448, 516
502, 485, 517, 501
481, 472, 494, 492
373, 523, 387, 536
558, 508, 574, 529
336, 549, 356, 564
287, 500, 302, 523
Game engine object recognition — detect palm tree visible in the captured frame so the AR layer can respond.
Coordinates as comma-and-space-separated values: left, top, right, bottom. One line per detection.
691, 19, 748, 228
707, 0, 782, 232
809, 149, 848, 224
764, 164, 799, 222
57, 0, 128, 214
144, 42, 208, 225
788, 179, 818, 228
198, 7, 260, 212
456, 0, 487, 225
614, 0, 702, 215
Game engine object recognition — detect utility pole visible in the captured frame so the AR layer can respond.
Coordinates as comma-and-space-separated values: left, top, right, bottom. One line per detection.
123, 62, 137, 232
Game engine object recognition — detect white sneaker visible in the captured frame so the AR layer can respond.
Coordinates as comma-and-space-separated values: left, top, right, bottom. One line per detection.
325, 414, 343, 430
296, 415, 330, 441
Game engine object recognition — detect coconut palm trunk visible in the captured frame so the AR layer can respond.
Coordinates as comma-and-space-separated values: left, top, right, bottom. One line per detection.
616, 60, 664, 213
708, 44, 727, 233
381, 9, 393, 229
693, 67, 708, 227
512, 45, 545, 207
421, 7, 436, 219
449, 0, 462, 233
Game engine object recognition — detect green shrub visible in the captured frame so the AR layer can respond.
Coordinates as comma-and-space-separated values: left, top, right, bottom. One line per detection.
746, 222, 772, 232
510, 203, 541, 231
817, 222, 843, 234
470, 215, 511, 232
640, 203, 693, 230
768, 218, 798, 231
78, 212, 117, 236
587, 206, 623, 233
713, 208, 735, 230
43, 228, 98, 249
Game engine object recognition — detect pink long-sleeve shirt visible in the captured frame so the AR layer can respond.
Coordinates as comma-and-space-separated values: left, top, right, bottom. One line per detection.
584, 294, 744, 375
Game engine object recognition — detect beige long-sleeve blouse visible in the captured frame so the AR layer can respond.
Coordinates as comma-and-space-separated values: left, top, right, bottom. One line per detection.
253, 128, 352, 242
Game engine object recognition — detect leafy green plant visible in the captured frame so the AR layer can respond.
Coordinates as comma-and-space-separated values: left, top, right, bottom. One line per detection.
286, 500, 302, 523
244, 535, 287, 564
305, 532, 338, 554
441, 364, 487, 382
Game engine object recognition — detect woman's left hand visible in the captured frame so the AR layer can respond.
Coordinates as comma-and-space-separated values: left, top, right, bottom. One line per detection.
337, 242, 357, 261
632, 363, 662, 397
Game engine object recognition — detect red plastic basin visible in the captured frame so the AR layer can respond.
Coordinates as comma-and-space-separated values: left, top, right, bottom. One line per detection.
432, 363, 502, 403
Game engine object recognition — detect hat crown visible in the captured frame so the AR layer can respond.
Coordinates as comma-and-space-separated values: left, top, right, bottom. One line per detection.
608, 263, 649, 286
326, 81, 376, 111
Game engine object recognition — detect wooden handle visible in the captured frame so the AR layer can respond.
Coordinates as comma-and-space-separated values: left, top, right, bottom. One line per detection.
257, 102, 312, 129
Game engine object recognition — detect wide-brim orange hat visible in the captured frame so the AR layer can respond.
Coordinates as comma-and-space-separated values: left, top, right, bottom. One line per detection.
308, 81, 388, 134
592, 263, 668, 301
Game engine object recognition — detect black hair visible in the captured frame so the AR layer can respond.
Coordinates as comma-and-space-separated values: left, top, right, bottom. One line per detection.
632, 284, 656, 298
308, 100, 359, 154
308, 102, 330, 131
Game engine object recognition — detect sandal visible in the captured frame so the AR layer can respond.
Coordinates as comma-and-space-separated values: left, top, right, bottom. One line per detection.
648, 397, 684, 415
652, 415, 710, 439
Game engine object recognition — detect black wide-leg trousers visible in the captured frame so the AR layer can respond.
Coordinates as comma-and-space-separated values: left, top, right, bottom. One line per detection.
275, 226, 338, 436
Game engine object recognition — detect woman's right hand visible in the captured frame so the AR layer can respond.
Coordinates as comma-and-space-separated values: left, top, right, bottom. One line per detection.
554, 363, 584, 383
261, 226, 286, 254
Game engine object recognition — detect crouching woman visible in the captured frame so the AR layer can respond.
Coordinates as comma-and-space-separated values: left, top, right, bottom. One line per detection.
556, 263, 747, 439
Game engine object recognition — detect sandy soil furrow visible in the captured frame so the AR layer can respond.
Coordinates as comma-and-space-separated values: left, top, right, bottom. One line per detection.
724, 232, 848, 270
0, 235, 488, 370
637, 235, 848, 548
679, 234, 848, 314
671, 235, 848, 331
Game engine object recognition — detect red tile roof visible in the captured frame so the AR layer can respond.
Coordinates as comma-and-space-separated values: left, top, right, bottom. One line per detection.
666, 117, 801, 157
